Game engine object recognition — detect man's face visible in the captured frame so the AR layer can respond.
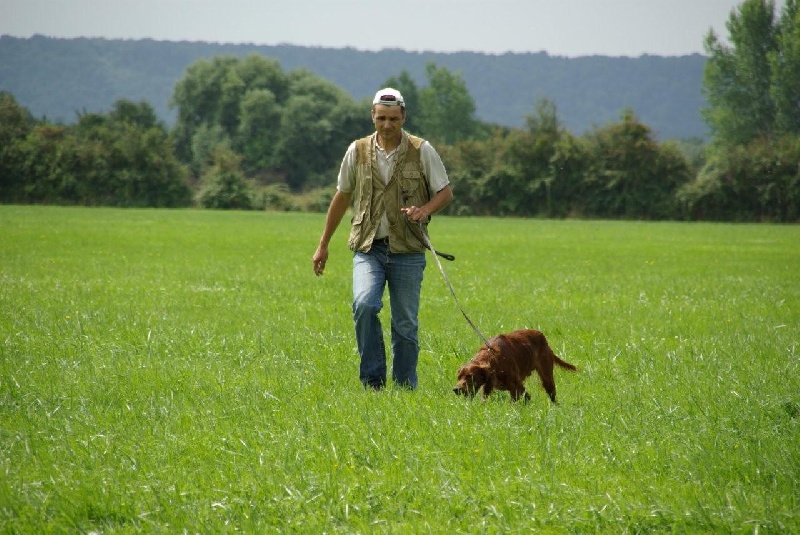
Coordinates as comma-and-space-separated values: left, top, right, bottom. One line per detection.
372, 104, 405, 143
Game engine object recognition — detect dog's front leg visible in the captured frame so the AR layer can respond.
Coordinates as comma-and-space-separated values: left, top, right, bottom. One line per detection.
510, 385, 529, 402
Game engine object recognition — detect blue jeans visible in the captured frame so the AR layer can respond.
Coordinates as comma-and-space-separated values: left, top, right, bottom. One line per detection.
352, 241, 426, 389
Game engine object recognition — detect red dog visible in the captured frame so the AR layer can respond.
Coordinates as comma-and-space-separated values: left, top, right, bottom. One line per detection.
453, 329, 577, 402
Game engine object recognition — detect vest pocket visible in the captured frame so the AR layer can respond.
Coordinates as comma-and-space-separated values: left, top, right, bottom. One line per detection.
350, 210, 364, 225
400, 176, 422, 204
348, 210, 367, 252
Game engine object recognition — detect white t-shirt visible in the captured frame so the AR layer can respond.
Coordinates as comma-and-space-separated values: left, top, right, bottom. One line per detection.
337, 133, 450, 239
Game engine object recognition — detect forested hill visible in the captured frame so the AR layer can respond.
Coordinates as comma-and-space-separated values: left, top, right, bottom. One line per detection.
0, 35, 708, 139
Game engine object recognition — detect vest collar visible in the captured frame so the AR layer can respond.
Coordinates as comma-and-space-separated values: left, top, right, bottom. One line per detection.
372, 130, 408, 158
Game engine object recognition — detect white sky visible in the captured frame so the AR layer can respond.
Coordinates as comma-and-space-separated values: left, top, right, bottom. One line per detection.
0, 0, 777, 57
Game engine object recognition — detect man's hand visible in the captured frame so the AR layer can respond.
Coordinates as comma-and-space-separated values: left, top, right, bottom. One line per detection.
312, 190, 351, 277
402, 185, 453, 223
312, 245, 328, 276
401, 205, 430, 223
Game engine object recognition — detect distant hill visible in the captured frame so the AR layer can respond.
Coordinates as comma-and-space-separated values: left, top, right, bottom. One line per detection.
0, 35, 709, 139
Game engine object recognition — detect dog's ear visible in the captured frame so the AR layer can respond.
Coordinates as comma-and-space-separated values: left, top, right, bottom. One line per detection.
456, 364, 471, 382
475, 364, 496, 398
457, 365, 479, 392
468, 365, 483, 383
477, 363, 495, 384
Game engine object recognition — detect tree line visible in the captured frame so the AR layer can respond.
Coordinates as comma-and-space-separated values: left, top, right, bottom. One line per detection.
0, 34, 708, 139
1, 0, 798, 221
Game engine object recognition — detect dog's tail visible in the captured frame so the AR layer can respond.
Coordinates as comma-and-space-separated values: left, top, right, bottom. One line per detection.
554, 353, 578, 372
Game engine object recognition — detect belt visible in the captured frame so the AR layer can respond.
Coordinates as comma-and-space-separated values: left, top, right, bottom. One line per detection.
373, 236, 390, 246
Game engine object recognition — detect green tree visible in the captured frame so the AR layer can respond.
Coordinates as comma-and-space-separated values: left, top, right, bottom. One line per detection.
272, 71, 366, 190
190, 123, 231, 178
72, 102, 191, 207
694, 0, 800, 222
512, 99, 563, 216
582, 110, 691, 219
17, 124, 78, 203
519, 99, 590, 217
218, 68, 246, 136
770, 0, 800, 134
108, 99, 160, 129
171, 56, 233, 161
171, 54, 289, 168
8, 101, 190, 207
418, 63, 478, 144
440, 101, 588, 218
702, 0, 800, 145
198, 146, 254, 209
678, 136, 800, 221
171, 55, 366, 192
0, 92, 34, 201
237, 88, 281, 174
548, 132, 589, 218
436, 133, 504, 216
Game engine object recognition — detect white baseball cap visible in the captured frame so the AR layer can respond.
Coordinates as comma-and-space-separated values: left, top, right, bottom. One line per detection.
373, 88, 405, 107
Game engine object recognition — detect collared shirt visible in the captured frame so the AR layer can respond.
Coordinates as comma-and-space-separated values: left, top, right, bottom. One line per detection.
337, 131, 450, 238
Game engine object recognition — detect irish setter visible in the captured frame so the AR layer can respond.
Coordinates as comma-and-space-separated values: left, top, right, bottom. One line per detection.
453, 329, 576, 402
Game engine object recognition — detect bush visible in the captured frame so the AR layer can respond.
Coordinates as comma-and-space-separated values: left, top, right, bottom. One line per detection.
678, 135, 800, 222
257, 183, 297, 211
198, 169, 254, 210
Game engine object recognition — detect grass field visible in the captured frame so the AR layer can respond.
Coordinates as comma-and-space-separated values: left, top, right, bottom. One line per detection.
1, 205, 798, 533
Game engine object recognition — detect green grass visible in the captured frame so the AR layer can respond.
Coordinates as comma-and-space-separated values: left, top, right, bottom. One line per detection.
1, 205, 798, 533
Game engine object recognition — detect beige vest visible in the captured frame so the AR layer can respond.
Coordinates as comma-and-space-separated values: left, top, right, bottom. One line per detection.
347, 131, 431, 253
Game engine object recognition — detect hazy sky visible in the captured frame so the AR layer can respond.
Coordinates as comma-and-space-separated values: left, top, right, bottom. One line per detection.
0, 0, 773, 57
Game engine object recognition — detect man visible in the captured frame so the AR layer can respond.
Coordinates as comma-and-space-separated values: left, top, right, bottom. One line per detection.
312, 87, 454, 390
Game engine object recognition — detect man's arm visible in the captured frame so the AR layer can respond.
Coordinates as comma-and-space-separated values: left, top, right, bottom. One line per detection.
402, 185, 453, 223
312, 190, 352, 276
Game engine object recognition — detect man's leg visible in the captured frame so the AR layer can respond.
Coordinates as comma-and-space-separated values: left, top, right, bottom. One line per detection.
387, 252, 426, 389
352, 247, 388, 389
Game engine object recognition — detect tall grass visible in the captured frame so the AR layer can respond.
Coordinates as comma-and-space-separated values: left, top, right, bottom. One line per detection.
1, 206, 798, 532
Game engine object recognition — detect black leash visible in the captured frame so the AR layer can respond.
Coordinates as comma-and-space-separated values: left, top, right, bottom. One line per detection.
424, 239, 455, 261
416, 223, 495, 351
